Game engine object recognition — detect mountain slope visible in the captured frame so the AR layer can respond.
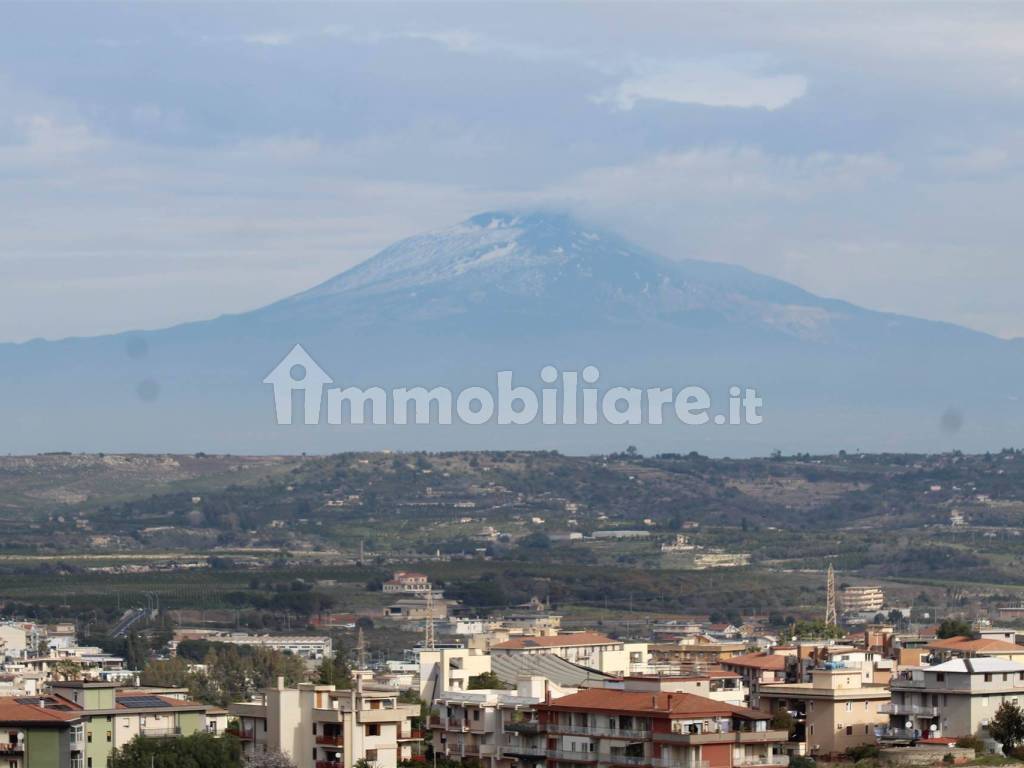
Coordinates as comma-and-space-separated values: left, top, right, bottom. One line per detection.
1, 211, 1021, 455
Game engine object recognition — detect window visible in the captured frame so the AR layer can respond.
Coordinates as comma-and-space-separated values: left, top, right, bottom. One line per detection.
87, 732, 92, 743
106, 731, 112, 742
845, 702, 852, 712
809, 725, 814, 736
367, 724, 381, 736
366, 750, 379, 761
473, 710, 480, 721
936, 673, 945, 682
846, 726, 853, 736
864, 726, 870, 735
985, 674, 993, 682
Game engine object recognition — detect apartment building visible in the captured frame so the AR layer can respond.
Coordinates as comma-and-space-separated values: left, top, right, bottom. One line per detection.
490, 634, 648, 677
649, 638, 747, 675
418, 648, 494, 701
228, 677, 421, 768
757, 667, 890, 758
0, 697, 82, 768
884, 658, 1024, 741
719, 654, 790, 707
429, 677, 576, 768
839, 587, 884, 615
530, 688, 789, 768
44, 681, 211, 768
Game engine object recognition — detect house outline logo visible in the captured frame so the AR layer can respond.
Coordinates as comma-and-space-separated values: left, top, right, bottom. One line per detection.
263, 344, 334, 425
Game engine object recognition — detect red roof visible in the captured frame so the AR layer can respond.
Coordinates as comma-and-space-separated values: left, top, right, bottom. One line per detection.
0, 697, 81, 725
492, 632, 616, 650
541, 689, 765, 720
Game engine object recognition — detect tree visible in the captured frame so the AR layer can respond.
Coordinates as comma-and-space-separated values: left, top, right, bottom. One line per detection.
467, 671, 507, 690
245, 750, 297, 768
317, 652, 352, 689
770, 710, 794, 737
936, 618, 974, 639
110, 732, 241, 767
989, 700, 1024, 754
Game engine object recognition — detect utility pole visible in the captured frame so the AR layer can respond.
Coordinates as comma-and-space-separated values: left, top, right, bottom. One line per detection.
424, 591, 435, 650
356, 625, 368, 669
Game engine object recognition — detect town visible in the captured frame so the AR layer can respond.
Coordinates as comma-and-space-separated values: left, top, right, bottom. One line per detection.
3, 558, 1024, 768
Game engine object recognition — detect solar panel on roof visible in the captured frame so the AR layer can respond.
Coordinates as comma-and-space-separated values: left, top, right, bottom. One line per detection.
118, 696, 168, 708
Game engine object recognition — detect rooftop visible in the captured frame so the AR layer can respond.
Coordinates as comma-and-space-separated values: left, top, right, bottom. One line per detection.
491, 632, 617, 650
540, 689, 765, 719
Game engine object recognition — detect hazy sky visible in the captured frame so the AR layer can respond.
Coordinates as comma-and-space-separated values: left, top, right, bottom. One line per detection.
3, 3, 1024, 342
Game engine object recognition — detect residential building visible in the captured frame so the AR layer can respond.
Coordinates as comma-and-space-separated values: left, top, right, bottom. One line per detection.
839, 587, 885, 615
925, 637, 1024, 664
490, 634, 648, 677
418, 648, 494, 701
228, 677, 421, 768
757, 667, 890, 758
0, 697, 83, 768
383, 572, 433, 595
649, 638, 747, 675
720, 654, 791, 707
172, 631, 332, 660
429, 677, 575, 768
884, 658, 1024, 742
531, 688, 789, 768
42, 681, 210, 768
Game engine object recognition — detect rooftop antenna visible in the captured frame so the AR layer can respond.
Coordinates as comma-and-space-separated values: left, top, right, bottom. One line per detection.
825, 562, 838, 627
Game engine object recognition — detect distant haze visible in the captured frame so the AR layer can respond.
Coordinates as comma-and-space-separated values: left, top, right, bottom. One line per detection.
1, 211, 1021, 456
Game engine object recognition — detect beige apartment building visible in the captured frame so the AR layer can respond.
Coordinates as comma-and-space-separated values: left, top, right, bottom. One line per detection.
839, 587, 884, 615
229, 678, 421, 768
758, 667, 890, 758
885, 658, 1024, 742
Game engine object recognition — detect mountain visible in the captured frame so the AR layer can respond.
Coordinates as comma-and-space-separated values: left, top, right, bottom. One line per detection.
2, 210, 1021, 455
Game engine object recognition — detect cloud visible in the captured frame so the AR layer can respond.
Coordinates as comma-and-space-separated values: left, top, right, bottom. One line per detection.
595, 60, 807, 111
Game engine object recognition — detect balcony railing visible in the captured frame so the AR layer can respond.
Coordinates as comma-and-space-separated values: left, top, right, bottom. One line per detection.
141, 727, 181, 738
506, 720, 541, 734
548, 723, 651, 739
878, 727, 923, 740
226, 727, 256, 740
316, 762, 344, 768
317, 735, 345, 746
0, 743, 24, 754
736, 757, 789, 767
879, 703, 939, 717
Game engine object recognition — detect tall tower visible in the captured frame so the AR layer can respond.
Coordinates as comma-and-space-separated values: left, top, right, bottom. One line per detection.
825, 562, 838, 626
355, 625, 368, 669
424, 590, 436, 649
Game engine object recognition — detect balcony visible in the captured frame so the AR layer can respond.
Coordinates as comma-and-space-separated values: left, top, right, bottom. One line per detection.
399, 730, 424, 741
226, 727, 255, 741
506, 720, 541, 734
502, 743, 546, 758
548, 723, 651, 739
316, 762, 344, 768
547, 750, 598, 763
140, 727, 181, 738
736, 757, 789, 767
0, 743, 23, 754
879, 703, 939, 717
878, 727, 923, 741
317, 735, 345, 746
656, 729, 788, 746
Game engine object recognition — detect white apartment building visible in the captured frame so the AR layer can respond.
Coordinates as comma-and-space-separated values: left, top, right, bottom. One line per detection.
229, 678, 421, 768
884, 658, 1024, 742
176, 632, 332, 660
839, 586, 885, 615
383, 572, 433, 594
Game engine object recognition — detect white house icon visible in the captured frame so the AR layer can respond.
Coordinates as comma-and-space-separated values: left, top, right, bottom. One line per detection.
263, 344, 334, 425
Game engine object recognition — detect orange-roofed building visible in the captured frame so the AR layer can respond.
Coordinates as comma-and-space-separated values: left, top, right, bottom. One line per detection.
523, 688, 789, 768
0, 696, 83, 767
490, 633, 648, 677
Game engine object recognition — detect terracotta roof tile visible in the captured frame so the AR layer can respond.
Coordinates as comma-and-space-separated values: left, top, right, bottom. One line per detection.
492, 632, 616, 650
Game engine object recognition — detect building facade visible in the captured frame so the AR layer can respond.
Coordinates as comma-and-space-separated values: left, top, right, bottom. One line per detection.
229, 678, 421, 768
